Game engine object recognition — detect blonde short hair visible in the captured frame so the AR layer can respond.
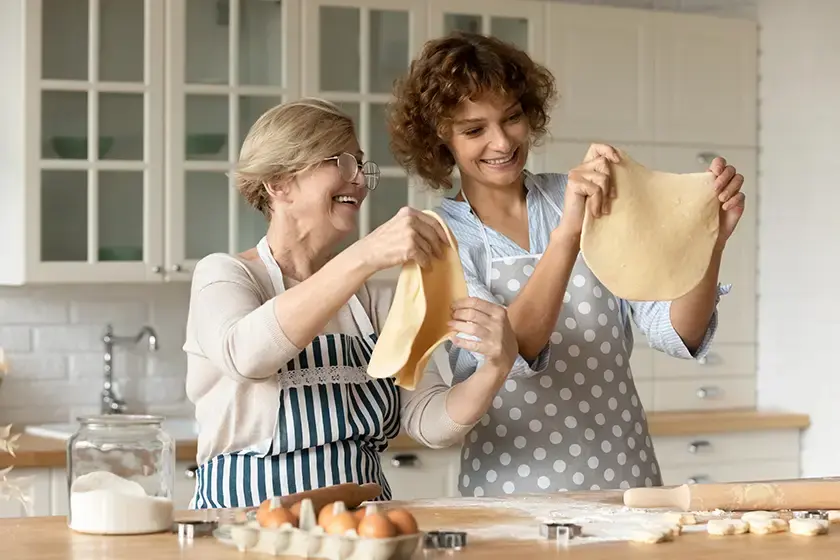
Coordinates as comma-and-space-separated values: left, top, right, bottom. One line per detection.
235, 98, 356, 217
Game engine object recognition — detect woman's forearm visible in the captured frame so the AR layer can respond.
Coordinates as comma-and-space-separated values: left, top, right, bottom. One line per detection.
444, 363, 511, 426
505, 229, 580, 361
273, 243, 376, 348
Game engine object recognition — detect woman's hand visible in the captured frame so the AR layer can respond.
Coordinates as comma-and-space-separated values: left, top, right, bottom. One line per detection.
353, 206, 449, 272
448, 298, 518, 373
707, 156, 746, 247
555, 143, 621, 239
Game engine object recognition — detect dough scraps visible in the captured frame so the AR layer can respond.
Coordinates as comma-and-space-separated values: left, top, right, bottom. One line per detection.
706, 519, 749, 536
367, 210, 468, 390
580, 149, 720, 301
789, 518, 829, 536
662, 512, 698, 526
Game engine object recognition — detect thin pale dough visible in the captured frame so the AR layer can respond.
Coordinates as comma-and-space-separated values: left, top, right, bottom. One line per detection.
581, 149, 720, 301
367, 211, 468, 390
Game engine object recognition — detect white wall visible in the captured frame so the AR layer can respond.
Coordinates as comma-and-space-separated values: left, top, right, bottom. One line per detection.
757, 0, 840, 477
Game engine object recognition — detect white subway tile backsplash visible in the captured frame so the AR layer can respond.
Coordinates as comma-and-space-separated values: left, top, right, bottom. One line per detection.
0, 326, 31, 352
33, 325, 104, 352
5, 353, 66, 380
0, 297, 68, 324
70, 299, 149, 325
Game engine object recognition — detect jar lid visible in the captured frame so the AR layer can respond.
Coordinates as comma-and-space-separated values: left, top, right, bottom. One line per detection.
77, 414, 165, 427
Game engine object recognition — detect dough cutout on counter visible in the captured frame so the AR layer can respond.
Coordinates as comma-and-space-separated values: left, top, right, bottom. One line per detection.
663, 512, 697, 526
740, 511, 780, 524
747, 518, 788, 535
580, 149, 720, 301
789, 518, 829, 536
367, 210, 468, 390
628, 526, 676, 544
706, 519, 749, 536
827, 510, 840, 524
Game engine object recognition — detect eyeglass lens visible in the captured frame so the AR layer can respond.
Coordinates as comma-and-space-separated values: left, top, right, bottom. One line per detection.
336, 153, 379, 190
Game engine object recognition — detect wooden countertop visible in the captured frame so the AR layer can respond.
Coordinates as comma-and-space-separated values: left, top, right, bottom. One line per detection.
2, 409, 810, 469
1, 489, 837, 559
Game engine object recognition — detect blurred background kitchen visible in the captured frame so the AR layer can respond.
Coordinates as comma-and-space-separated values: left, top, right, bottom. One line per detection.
0, 0, 834, 517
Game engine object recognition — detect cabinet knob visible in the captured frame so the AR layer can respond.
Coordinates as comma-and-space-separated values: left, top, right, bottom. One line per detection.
696, 152, 719, 167
390, 453, 419, 468
152, 265, 162, 273
170, 264, 184, 273
687, 440, 711, 454
687, 475, 710, 484
695, 386, 720, 399
185, 465, 198, 478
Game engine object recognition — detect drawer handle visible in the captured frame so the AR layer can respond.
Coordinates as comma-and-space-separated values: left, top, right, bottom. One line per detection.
696, 152, 719, 166
185, 465, 198, 478
696, 386, 720, 399
687, 475, 710, 484
390, 454, 419, 468
687, 440, 711, 454
696, 352, 721, 366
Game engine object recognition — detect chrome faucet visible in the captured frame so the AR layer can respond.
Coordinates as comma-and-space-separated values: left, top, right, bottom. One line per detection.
101, 324, 159, 414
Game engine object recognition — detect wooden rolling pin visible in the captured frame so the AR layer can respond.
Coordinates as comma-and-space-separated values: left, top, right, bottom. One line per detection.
259, 482, 382, 513
624, 479, 840, 511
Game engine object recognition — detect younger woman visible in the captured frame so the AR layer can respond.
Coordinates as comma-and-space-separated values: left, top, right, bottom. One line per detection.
388, 32, 745, 497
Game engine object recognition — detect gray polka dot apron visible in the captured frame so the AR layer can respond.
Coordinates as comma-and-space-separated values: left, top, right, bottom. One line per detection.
457, 183, 662, 497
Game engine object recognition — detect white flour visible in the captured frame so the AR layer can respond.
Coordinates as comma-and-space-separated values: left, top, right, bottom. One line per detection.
69, 471, 174, 535
406, 494, 722, 546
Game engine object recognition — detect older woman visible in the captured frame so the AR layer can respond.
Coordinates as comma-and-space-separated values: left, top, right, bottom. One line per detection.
388, 32, 745, 497
183, 98, 519, 509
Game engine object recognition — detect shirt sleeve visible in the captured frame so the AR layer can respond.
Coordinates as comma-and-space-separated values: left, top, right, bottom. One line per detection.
449, 249, 551, 382
399, 348, 474, 449
627, 283, 732, 360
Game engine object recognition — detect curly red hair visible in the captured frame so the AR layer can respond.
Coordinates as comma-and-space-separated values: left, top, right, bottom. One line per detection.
388, 31, 557, 190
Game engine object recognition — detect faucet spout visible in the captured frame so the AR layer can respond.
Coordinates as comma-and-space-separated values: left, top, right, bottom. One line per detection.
101, 324, 160, 415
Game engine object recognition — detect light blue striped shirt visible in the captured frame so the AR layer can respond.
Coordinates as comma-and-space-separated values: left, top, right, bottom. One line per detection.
434, 171, 730, 381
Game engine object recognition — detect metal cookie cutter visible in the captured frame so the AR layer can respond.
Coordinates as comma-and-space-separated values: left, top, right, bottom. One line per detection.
540, 522, 582, 546
174, 520, 218, 541
793, 510, 828, 520
423, 530, 467, 551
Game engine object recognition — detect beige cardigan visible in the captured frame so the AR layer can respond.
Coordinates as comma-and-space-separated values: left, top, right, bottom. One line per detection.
183, 252, 473, 466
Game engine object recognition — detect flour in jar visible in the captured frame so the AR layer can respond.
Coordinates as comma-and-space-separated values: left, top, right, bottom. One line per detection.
69, 471, 174, 535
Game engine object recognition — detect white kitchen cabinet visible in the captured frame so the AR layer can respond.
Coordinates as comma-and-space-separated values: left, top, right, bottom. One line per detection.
0, 468, 52, 518
545, 4, 655, 143
652, 12, 758, 147
381, 448, 460, 500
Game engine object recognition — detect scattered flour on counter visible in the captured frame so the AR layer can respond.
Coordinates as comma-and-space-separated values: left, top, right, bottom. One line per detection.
69, 471, 174, 535
404, 495, 721, 546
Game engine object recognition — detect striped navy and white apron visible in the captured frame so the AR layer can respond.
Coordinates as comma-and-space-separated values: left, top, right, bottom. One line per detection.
189, 236, 401, 509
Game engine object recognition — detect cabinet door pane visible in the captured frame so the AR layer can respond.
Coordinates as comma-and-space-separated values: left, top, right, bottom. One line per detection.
99, 93, 144, 161
42, 91, 88, 160
41, 170, 88, 262
369, 104, 394, 168
186, 95, 229, 161
369, 10, 409, 94
185, 172, 230, 259
98, 171, 144, 261
42, 0, 88, 80
237, 198, 266, 253
239, 96, 284, 147
319, 6, 360, 92
444, 14, 481, 34
490, 17, 528, 50
239, 0, 284, 86
369, 177, 408, 231
186, 0, 230, 85
100, 0, 144, 82
337, 102, 360, 130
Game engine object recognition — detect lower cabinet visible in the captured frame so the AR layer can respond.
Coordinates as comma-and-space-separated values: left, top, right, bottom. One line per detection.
380, 449, 461, 501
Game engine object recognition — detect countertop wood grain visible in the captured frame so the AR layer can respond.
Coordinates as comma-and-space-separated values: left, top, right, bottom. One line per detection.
0, 489, 836, 559
1, 409, 810, 469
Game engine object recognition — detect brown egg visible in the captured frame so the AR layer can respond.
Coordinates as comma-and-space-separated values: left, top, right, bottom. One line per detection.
318, 501, 345, 529
385, 508, 419, 535
357, 512, 397, 539
352, 508, 367, 522
289, 501, 303, 519
326, 511, 360, 535
258, 506, 298, 529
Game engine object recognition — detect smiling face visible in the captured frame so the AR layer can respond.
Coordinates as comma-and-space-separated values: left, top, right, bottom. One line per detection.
448, 96, 530, 191
282, 137, 369, 242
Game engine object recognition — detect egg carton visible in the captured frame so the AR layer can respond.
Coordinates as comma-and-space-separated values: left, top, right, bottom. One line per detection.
218, 499, 422, 560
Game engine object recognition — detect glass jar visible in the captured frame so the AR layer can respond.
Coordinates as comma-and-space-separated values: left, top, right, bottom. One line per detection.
66, 414, 175, 535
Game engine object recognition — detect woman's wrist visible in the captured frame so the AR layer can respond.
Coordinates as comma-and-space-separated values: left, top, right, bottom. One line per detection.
549, 225, 582, 252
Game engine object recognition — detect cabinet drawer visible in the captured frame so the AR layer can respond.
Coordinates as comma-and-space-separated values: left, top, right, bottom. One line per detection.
653, 344, 755, 379
660, 460, 800, 487
653, 430, 800, 467
380, 449, 460, 501
652, 376, 755, 411
629, 347, 653, 380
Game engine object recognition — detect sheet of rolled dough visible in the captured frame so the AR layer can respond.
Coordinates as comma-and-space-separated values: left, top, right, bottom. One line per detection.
367, 210, 468, 390
580, 149, 720, 301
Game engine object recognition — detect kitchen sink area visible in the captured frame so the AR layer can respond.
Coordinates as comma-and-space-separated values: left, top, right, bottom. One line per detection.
24, 418, 200, 442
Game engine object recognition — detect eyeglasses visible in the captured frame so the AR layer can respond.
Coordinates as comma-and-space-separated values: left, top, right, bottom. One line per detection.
324, 152, 380, 191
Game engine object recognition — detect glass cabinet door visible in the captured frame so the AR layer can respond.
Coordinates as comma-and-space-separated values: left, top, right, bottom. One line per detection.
165, 0, 300, 278
36, 0, 164, 281
302, 0, 425, 256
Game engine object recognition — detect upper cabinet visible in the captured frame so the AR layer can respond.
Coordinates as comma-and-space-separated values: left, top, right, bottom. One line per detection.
0, 0, 759, 285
